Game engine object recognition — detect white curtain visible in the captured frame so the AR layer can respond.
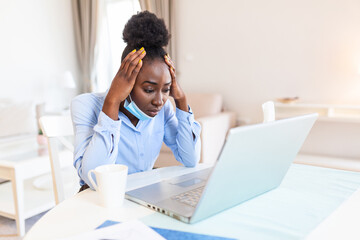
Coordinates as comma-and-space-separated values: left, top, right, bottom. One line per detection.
139, 0, 176, 65
95, 1, 113, 92
72, 0, 111, 93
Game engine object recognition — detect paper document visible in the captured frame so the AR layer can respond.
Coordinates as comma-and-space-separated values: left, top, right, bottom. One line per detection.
58, 220, 165, 240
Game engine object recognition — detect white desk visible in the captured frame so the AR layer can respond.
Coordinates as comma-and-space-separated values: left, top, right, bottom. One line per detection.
24, 163, 360, 240
307, 189, 360, 240
24, 164, 211, 240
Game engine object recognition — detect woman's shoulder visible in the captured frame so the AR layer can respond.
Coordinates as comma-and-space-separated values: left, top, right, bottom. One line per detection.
72, 92, 105, 104
71, 92, 106, 109
71, 92, 106, 123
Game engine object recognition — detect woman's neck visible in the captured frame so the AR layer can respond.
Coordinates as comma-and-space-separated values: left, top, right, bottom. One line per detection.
119, 101, 139, 126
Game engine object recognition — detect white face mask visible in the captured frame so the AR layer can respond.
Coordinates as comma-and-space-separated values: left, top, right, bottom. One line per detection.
123, 95, 154, 120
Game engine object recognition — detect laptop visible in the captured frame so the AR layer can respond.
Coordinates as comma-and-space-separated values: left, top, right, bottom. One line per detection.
126, 113, 318, 224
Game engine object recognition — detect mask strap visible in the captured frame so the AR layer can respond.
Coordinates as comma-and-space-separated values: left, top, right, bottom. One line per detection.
128, 94, 133, 103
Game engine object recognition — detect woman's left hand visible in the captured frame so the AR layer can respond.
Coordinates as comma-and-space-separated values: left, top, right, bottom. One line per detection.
164, 54, 185, 100
164, 54, 188, 112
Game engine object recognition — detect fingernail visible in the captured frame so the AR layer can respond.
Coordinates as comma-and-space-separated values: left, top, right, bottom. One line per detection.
142, 50, 146, 55
139, 59, 142, 64
140, 47, 144, 51
132, 49, 136, 53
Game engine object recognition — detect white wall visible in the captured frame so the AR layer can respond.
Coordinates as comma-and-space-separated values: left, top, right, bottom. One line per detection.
175, 0, 360, 158
175, 0, 360, 122
0, 0, 79, 110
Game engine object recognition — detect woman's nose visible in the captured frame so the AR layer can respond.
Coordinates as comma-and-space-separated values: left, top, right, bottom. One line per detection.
152, 93, 164, 107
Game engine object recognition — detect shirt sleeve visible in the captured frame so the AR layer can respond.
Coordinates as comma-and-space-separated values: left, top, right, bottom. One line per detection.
163, 101, 202, 167
71, 94, 122, 188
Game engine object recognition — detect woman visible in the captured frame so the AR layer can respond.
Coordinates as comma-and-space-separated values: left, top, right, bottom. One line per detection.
71, 11, 201, 191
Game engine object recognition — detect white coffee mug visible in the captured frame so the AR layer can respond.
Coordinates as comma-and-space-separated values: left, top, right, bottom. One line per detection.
88, 164, 128, 208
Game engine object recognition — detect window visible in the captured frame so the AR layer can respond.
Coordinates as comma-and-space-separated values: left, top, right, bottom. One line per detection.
107, 0, 141, 78
96, 0, 141, 92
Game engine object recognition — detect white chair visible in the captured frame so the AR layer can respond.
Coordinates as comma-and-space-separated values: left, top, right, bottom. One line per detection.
39, 115, 79, 204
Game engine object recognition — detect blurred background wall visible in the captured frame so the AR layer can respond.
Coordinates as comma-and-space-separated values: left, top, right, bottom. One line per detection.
0, 0, 79, 110
1, 0, 360, 158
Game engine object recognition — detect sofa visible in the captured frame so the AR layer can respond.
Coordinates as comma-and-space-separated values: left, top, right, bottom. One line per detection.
154, 93, 237, 168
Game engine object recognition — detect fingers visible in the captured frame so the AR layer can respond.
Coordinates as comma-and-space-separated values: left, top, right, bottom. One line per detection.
119, 49, 139, 72
169, 65, 176, 79
164, 54, 175, 70
120, 49, 135, 71
123, 48, 146, 76
164, 54, 176, 79
129, 58, 143, 80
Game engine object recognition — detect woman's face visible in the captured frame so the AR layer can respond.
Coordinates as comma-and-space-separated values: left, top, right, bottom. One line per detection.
130, 59, 172, 117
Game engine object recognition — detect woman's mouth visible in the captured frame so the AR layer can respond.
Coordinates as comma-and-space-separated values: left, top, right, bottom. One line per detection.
147, 110, 160, 117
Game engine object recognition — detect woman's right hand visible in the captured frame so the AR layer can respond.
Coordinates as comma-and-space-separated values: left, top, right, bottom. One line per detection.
103, 48, 146, 120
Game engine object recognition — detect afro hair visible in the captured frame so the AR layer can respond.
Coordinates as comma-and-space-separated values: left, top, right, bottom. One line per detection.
121, 11, 170, 61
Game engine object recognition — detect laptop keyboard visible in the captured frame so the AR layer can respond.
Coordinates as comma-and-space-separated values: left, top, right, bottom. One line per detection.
171, 186, 205, 207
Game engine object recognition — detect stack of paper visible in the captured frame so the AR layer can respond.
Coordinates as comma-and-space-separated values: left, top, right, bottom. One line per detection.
59, 220, 165, 240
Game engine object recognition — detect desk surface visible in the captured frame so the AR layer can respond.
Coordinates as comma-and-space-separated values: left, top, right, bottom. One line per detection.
24, 163, 360, 240
307, 188, 360, 240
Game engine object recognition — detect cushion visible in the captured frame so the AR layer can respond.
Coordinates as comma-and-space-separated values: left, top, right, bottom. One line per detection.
166, 93, 223, 119
0, 99, 37, 138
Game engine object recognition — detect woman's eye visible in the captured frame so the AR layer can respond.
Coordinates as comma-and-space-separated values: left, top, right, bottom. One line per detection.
144, 89, 154, 93
163, 88, 170, 93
